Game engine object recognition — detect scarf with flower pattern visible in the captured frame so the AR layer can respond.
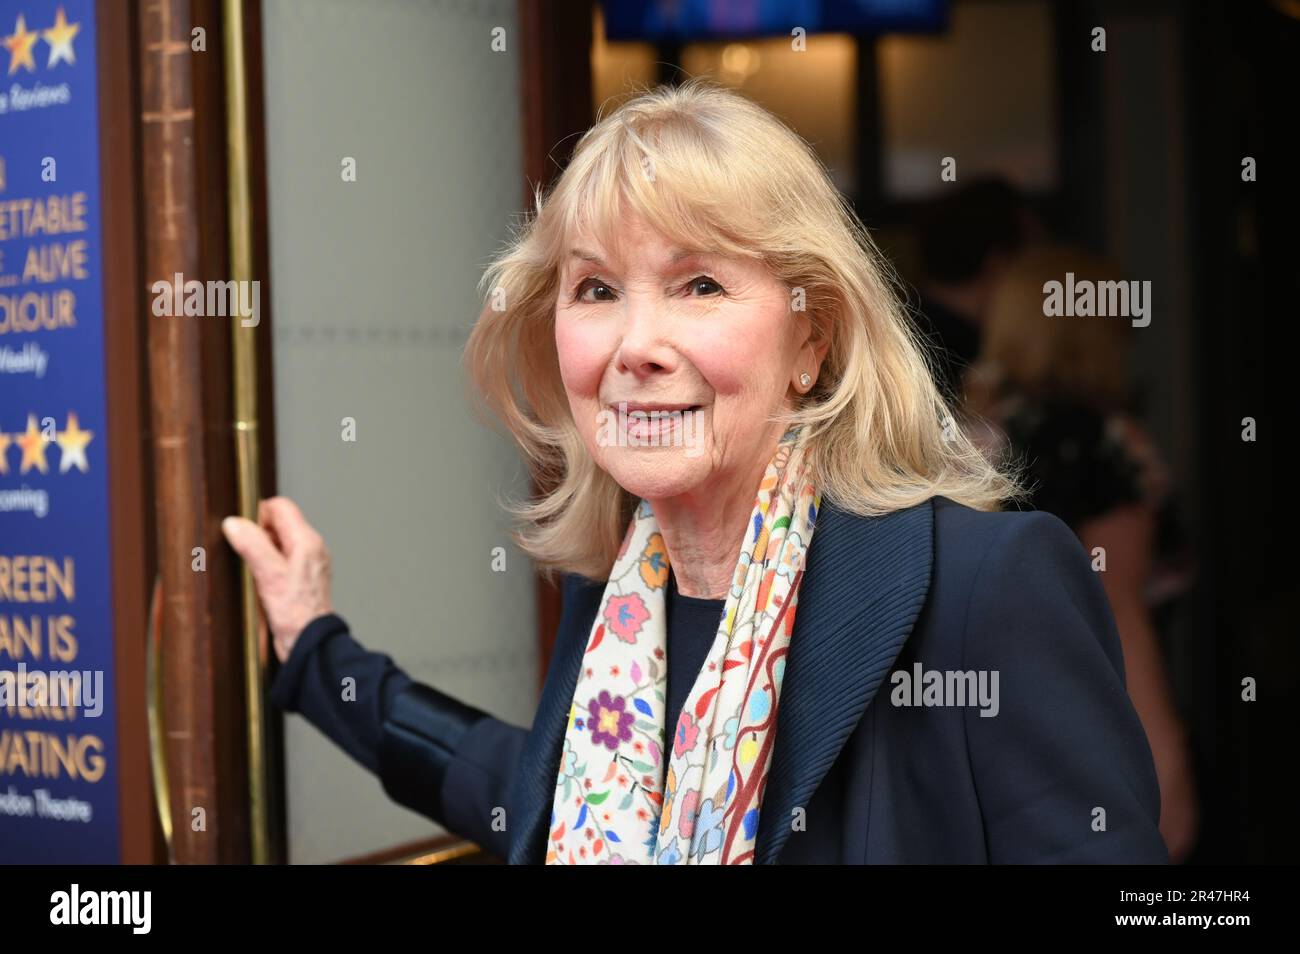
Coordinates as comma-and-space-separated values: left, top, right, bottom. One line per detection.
546, 426, 820, 864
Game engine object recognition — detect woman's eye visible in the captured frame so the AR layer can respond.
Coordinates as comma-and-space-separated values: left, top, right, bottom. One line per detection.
569, 275, 722, 302
574, 278, 617, 303
686, 276, 724, 297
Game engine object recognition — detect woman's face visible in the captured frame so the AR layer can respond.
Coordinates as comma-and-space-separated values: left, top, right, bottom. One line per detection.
554, 212, 821, 503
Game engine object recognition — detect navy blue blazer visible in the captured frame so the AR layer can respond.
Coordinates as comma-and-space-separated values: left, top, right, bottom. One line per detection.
271, 494, 1169, 864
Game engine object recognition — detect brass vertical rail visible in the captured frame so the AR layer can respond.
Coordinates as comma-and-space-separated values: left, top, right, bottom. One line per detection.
222, 0, 272, 866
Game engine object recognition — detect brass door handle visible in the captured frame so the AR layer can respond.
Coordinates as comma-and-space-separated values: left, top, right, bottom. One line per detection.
145, 574, 174, 860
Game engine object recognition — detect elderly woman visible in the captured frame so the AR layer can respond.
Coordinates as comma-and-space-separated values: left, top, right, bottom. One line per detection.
222, 80, 1167, 864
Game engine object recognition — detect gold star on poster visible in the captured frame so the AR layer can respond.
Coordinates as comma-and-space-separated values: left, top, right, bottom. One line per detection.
0, 431, 10, 475
43, 7, 79, 68
56, 410, 93, 475
3, 14, 38, 75
17, 415, 49, 474
56, 411, 93, 473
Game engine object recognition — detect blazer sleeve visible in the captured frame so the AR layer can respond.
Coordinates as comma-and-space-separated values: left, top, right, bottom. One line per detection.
269, 612, 528, 862
961, 510, 1170, 863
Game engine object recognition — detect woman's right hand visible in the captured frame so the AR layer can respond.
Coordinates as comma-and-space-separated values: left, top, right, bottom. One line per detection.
221, 496, 334, 664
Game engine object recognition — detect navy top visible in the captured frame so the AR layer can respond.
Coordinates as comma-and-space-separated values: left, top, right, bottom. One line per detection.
663, 570, 727, 741
269, 572, 726, 776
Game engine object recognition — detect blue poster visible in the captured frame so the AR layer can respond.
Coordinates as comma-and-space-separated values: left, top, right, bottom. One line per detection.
0, 0, 120, 863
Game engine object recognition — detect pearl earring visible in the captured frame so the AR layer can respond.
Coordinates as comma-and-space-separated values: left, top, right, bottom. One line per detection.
799, 372, 812, 388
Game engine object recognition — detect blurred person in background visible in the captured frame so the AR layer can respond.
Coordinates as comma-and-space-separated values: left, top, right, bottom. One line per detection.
913, 178, 1041, 401
962, 245, 1199, 862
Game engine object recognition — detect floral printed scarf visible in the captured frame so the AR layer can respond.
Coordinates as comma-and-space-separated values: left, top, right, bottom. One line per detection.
546, 426, 820, 864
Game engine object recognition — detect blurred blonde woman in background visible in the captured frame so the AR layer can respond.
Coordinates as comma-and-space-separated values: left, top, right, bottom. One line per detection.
963, 245, 1199, 862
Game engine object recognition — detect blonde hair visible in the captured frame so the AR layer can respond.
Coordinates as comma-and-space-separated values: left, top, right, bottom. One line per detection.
464, 79, 1021, 580
971, 245, 1133, 414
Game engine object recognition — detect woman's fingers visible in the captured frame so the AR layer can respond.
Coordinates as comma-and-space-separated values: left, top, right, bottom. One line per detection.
221, 516, 286, 586
257, 496, 319, 558
222, 498, 334, 663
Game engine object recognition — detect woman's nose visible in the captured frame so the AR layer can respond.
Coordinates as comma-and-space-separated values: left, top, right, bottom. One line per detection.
614, 295, 677, 377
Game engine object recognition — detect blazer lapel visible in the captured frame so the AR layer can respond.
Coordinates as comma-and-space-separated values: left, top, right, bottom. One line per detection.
507, 496, 935, 864
754, 495, 934, 863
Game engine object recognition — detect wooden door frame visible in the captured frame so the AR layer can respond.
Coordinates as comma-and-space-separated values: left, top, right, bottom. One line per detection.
518, 0, 594, 685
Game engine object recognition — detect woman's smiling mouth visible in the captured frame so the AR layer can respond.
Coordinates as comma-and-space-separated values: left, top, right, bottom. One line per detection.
597, 401, 708, 451
607, 401, 703, 414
